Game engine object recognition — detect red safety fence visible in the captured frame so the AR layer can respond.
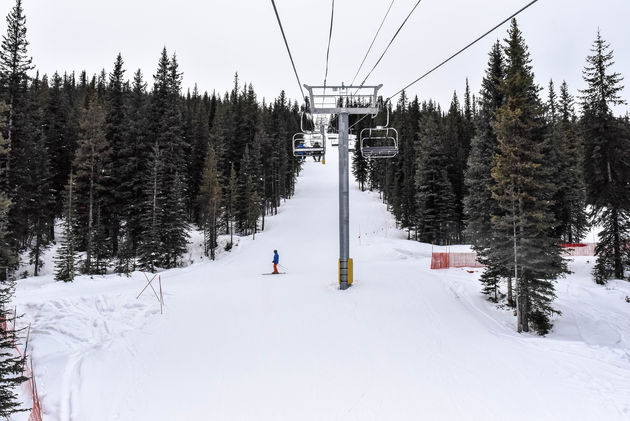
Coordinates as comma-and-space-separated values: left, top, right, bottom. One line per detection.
560, 243, 597, 256
431, 243, 598, 269
430, 252, 485, 269
1, 307, 43, 421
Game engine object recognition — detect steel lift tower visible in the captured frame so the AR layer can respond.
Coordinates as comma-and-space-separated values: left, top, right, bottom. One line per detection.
303, 84, 382, 290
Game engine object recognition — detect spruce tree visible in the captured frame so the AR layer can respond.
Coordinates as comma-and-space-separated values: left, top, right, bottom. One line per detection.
116, 69, 148, 273
225, 163, 237, 248
26, 77, 54, 276
580, 30, 629, 283
198, 146, 222, 260
491, 19, 567, 333
104, 53, 127, 256
74, 94, 110, 275
0, 0, 33, 176
553, 81, 588, 243
55, 172, 79, 282
0, 102, 15, 271
464, 41, 510, 303
443, 91, 468, 242
352, 142, 368, 191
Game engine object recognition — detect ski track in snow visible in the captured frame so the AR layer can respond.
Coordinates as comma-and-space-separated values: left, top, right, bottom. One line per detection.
10, 139, 630, 421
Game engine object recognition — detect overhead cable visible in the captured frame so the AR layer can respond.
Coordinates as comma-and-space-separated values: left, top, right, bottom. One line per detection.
349, 0, 395, 86
322, 0, 335, 108
387, 0, 539, 101
356, 0, 424, 91
270, 0, 306, 101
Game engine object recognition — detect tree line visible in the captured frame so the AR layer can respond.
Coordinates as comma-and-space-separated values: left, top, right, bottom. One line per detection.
0, 2, 304, 283
352, 19, 629, 334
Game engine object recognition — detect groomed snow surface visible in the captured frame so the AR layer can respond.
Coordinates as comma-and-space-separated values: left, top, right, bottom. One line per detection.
11, 142, 630, 421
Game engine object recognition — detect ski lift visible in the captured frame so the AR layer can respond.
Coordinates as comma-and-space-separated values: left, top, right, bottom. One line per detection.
359, 102, 398, 159
292, 113, 326, 158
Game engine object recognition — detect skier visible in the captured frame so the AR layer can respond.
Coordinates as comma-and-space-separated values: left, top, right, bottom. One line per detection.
272, 250, 280, 274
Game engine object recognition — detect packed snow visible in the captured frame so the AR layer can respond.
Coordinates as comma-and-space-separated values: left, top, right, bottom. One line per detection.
10, 140, 630, 421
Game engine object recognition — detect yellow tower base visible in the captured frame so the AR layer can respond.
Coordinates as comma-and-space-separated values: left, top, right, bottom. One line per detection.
338, 258, 353, 287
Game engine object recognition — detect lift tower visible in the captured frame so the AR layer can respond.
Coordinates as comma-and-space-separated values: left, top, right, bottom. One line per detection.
303, 84, 382, 290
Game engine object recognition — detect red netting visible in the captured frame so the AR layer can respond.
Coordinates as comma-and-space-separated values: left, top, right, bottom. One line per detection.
4, 309, 43, 421
560, 243, 596, 256
430, 243, 597, 269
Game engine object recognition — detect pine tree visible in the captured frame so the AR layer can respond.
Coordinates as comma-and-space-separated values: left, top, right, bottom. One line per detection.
74, 94, 110, 275
0, 0, 33, 176
491, 19, 567, 333
198, 146, 222, 260
416, 101, 457, 244
137, 141, 163, 272
26, 77, 54, 276
224, 163, 238, 249
443, 91, 469, 241
552, 81, 588, 243
0, 102, 15, 272
352, 142, 368, 191
464, 41, 509, 302
104, 53, 127, 257
580, 30, 629, 283
55, 172, 79, 282
116, 69, 148, 273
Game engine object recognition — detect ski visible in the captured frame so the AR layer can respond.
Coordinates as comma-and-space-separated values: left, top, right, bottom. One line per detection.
262, 272, 286, 275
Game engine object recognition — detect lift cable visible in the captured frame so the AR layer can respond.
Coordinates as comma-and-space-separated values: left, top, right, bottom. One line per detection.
386, 0, 539, 101
355, 0, 424, 93
322, 0, 335, 109
270, 0, 306, 102
349, 0, 395, 87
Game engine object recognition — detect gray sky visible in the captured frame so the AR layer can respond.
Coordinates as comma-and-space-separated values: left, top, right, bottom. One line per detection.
16, 0, 630, 114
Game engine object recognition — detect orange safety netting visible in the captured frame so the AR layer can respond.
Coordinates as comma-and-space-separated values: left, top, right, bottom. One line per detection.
3, 308, 43, 421
560, 243, 596, 256
430, 252, 484, 269
430, 243, 597, 269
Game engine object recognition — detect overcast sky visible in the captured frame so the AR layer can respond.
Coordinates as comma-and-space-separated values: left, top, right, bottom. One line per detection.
14, 0, 630, 114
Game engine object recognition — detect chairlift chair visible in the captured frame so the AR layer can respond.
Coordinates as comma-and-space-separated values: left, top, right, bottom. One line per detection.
359, 101, 399, 159
292, 113, 326, 158
359, 127, 398, 158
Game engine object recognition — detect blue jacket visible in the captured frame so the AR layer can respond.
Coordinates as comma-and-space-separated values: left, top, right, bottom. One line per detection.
273, 252, 279, 264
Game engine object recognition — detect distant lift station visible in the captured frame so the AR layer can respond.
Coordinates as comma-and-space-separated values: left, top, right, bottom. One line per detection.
302, 84, 398, 290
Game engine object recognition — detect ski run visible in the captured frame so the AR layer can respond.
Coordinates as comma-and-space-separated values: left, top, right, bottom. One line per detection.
10, 140, 630, 421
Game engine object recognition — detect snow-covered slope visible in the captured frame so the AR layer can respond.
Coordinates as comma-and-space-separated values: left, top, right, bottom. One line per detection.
11, 141, 630, 421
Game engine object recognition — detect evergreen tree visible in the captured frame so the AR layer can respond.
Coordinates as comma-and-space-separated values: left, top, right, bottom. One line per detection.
116, 69, 148, 273
491, 19, 567, 333
104, 53, 127, 256
137, 141, 163, 272
55, 172, 79, 282
0, 102, 15, 271
416, 101, 456, 244
74, 94, 110, 275
26, 76, 54, 276
224, 163, 238, 248
352, 142, 368, 191
551, 81, 588, 243
443, 91, 468, 241
198, 146, 222, 260
580, 30, 629, 283
0, 0, 33, 176
464, 41, 509, 302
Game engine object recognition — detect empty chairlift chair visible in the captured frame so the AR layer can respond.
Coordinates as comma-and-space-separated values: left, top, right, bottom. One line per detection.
360, 127, 398, 159
359, 102, 398, 159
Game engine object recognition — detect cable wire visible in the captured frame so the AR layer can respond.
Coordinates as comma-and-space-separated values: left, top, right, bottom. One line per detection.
322, 0, 335, 109
270, 0, 306, 101
350, 0, 395, 87
356, 0, 423, 91
387, 0, 539, 101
